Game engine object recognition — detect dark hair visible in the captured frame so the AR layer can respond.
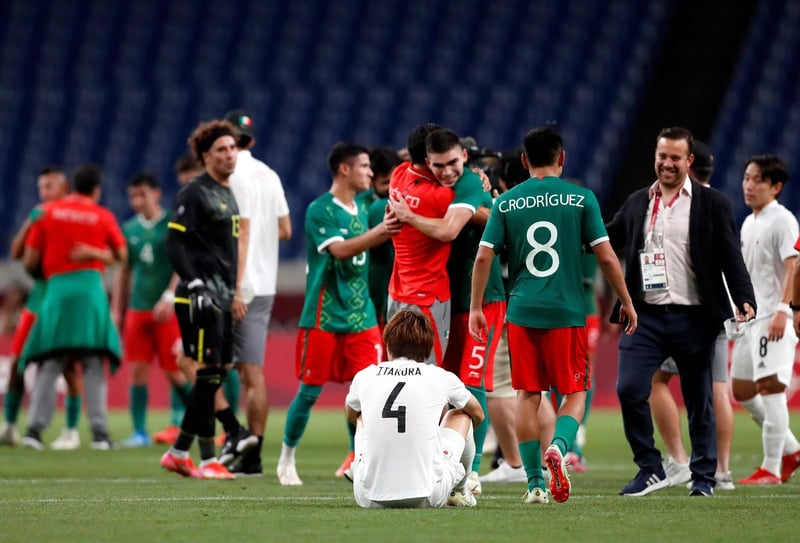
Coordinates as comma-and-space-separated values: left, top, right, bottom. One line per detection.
656, 126, 694, 156
425, 128, 461, 155
187, 120, 236, 166
128, 170, 160, 189
382, 309, 435, 363
407, 123, 441, 164
745, 154, 789, 187
39, 165, 66, 177
174, 153, 201, 175
369, 146, 402, 178
523, 126, 564, 168
327, 141, 369, 177
72, 164, 102, 195
494, 148, 529, 190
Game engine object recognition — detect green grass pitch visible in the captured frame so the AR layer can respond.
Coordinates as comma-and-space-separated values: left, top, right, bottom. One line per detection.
1, 409, 798, 543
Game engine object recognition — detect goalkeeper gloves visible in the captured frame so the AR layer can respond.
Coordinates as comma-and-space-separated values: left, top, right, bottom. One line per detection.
186, 279, 221, 326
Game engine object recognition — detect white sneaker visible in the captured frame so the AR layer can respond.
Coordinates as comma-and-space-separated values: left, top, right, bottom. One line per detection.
466, 471, 482, 495
51, 429, 80, 450
715, 471, 735, 490
524, 487, 549, 504
0, 422, 20, 446
479, 459, 528, 483
447, 488, 477, 507
276, 461, 303, 486
663, 455, 691, 487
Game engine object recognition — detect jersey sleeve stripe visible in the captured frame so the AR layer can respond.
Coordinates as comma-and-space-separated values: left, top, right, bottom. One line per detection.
449, 203, 477, 213
588, 235, 610, 247
317, 236, 345, 254
478, 240, 496, 250
167, 222, 187, 232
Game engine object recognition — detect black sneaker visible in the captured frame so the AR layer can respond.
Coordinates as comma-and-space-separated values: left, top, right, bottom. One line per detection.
620, 466, 670, 496
230, 461, 263, 478
90, 433, 117, 450
219, 428, 259, 467
21, 429, 45, 451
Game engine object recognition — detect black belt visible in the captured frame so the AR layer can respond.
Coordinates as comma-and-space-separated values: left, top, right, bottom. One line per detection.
638, 303, 700, 314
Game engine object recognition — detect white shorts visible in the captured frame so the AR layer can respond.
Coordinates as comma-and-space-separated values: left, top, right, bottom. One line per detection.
730, 316, 797, 385
352, 427, 465, 509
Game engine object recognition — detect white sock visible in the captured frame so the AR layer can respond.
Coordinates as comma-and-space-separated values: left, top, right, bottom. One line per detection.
739, 395, 766, 426
761, 393, 789, 476
279, 442, 297, 465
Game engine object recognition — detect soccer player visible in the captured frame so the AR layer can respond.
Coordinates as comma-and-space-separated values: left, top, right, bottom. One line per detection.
276, 141, 400, 486
1, 167, 82, 449
346, 309, 485, 508
469, 126, 637, 504
387, 124, 485, 365
160, 119, 243, 480
20, 164, 127, 450
224, 109, 292, 476
731, 154, 800, 485
112, 171, 190, 447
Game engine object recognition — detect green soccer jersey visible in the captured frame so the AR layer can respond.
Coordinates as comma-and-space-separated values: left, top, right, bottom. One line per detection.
367, 196, 393, 323
299, 192, 376, 333
448, 190, 506, 314
480, 176, 608, 328
123, 211, 174, 310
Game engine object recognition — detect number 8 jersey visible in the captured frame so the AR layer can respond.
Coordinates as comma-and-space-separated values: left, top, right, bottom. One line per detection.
480, 176, 608, 328
299, 192, 377, 333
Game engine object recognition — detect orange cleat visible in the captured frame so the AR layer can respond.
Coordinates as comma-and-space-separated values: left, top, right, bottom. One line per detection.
544, 445, 571, 503
160, 450, 196, 477
194, 459, 235, 480
335, 450, 355, 477
781, 451, 800, 483
153, 425, 180, 445
738, 467, 781, 485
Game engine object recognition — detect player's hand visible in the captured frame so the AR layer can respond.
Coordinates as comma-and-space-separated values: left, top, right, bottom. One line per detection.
468, 309, 488, 343
382, 206, 402, 235
388, 192, 414, 223
152, 299, 174, 323
69, 242, 100, 262
187, 279, 221, 326
619, 302, 638, 336
471, 167, 491, 192
736, 302, 756, 322
767, 311, 786, 342
232, 296, 248, 322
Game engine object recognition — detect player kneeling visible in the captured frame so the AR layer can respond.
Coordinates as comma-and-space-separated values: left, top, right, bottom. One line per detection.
345, 309, 484, 508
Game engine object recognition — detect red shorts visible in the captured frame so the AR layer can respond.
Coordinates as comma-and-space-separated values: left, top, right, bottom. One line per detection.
586, 313, 600, 355
442, 301, 506, 390
10, 308, 36, 357
123, 309, 182, 371
506, 322, 590, 394
296, 327, 382, 385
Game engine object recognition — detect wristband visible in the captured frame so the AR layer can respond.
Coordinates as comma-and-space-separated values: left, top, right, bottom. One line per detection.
787, 302, 800, 312
160, 290, 176, 304
777, 302, 792, 315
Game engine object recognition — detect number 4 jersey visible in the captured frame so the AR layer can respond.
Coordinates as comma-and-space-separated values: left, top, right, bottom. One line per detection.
345, 357, 472, 501
123, 211, 174, 311
299, 192, 377, 333
480, 176, 608, 328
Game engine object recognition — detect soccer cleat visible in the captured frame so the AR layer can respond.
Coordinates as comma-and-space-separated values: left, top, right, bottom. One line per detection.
153, 425, 180, 445
160, 450, 197, 477
22, 430, 45, 451
335, 450, 355, 477
738, 467, 782, 485
523, 487, 549, 504
565, 451, 587, 473
0, 422, 21, 446
277, 460, 303, 486
620, 466, 670, 496
544, 445, 571, 503
447, 488, 477, 507
780, 451, 800, 483
688, 480, 714, 497
195, 459, 235, 480
663, 455, 691, 487
230, 461, 263, 478
51, 428, 81, 450
479, 459, 527, 484
90, 435, 117, 450
466, 471, 482, 496
715, 471, 735, 490
121, 431, 152, 448
219, 428, 259, 467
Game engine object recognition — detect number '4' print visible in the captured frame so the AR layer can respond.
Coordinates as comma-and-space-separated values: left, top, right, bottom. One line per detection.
382, 382, 407, 433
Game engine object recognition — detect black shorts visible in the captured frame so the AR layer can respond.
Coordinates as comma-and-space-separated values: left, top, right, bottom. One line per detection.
175, 294, 233, 365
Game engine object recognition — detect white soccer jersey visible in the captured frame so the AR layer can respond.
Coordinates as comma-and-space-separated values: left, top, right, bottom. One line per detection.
345, 358, 472, 502
230, 150, 290, 297
740, 200, 799, 315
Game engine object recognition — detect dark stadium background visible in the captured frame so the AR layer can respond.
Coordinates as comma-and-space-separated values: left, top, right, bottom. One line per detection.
1, 0, 798, 262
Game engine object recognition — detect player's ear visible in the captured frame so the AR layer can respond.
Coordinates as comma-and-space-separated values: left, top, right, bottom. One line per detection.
557, 150, 565, 167
520, 152, 529, 171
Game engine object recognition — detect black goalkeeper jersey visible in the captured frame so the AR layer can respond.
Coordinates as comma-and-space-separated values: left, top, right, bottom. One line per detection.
167, 173, 240, 309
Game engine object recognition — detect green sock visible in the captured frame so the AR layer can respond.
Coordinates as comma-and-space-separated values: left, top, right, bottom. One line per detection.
65, 394, 82, 429
4, 390, 22, 424
552, 415, 580, 455
223, 369, 241, 416
130, 385, 148, 434
170, 383, 191, 426
583, 386, 594, 426
347, 419, 356, 451
519, 440, 544, 491
283, 384, 322, 447
467, 385, 488, 472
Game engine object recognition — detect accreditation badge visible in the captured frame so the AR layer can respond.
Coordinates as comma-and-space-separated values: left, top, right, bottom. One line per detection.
640, 250, 668, 291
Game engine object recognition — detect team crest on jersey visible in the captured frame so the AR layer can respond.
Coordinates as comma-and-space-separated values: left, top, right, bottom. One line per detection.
220, 203, 227, 210
178, 205, 185, 215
